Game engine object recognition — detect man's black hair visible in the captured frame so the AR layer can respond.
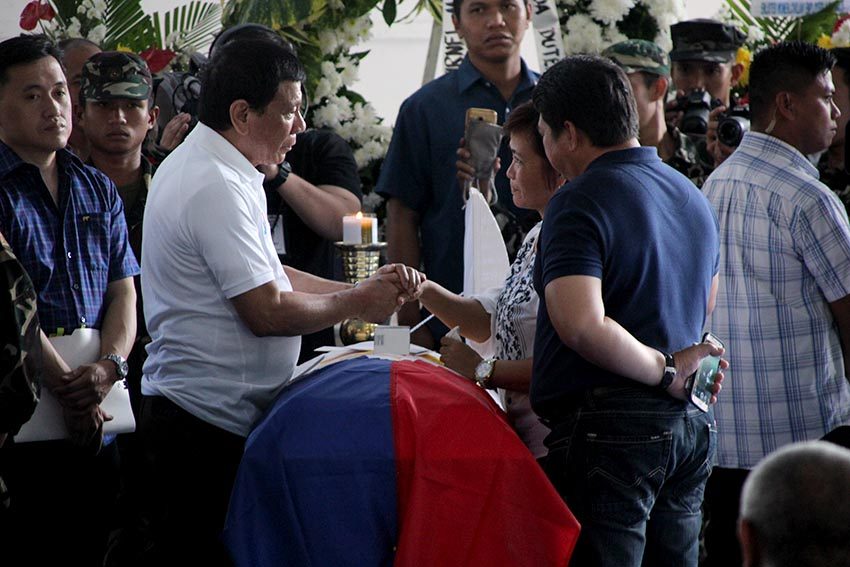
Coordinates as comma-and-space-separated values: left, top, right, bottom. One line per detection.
57, 37, 101, 54
199, 38, 305, 132
749, 41, 836, 126
503, 101, 545, 160
0, 34, 63, 87
532, 54, 638, 147
208, 23, 293, 58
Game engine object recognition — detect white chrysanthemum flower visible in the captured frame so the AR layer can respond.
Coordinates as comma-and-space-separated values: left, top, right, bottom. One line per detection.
312, 102, 343, 129
603, 26, 628, 47
834, 20, 850, 48
564, 14, 605, 54
746, 24, 764, 44
88, 23, 107, 44
354, 140, 385, 168
338, 58, 359, 85
318, 29, 341, 55
589, 0, 634, 26
313, 77, 334, 101
66, 18, 83, 39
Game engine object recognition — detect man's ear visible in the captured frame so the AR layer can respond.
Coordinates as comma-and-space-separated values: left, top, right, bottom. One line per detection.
147, 105, 159, 132
731, 61, 745, 87
562, 120, 580, 152
775, 91, 795, 121
738, 518, 761, 567
652, 76, 669, 103
229, 99, 251, 136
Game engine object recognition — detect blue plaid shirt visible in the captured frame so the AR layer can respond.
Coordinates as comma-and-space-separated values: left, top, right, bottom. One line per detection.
0, 141, 139, 334
704, 132, 850, 469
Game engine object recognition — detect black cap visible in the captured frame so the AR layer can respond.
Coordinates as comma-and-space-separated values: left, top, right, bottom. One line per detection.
670, 19, 746, 63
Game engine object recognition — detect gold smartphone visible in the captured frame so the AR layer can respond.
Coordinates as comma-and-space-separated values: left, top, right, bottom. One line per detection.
465, 107, 498, 135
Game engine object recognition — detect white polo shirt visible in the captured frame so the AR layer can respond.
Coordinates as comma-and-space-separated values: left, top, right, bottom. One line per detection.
141, 123, 300, 437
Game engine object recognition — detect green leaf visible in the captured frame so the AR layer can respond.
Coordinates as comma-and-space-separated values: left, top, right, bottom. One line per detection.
791, 1, 840, 42
382, 0, 397, 26
223, 0, 328, 29
150, 1, 223, 54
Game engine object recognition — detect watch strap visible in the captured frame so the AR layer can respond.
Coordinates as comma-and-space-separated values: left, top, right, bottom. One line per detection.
263, 161, 292, 192
659, 352, 676, 391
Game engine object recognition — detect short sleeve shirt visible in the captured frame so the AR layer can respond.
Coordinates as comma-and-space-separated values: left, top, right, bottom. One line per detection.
141, 123, 300, 437
376, 55, 538, 297
531, 147, 720, 419
0, 142, 139, 333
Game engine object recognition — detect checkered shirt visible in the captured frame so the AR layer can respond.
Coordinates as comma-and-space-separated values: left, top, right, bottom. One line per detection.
704, 131, 850, 469
0, 142, 139, 333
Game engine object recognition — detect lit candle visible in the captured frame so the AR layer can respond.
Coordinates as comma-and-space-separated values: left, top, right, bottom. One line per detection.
361, 213, 378, 244
343, 212, 363, 243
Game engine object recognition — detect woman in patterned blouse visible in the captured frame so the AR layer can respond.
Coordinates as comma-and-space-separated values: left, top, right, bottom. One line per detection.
417, 102, 563, 459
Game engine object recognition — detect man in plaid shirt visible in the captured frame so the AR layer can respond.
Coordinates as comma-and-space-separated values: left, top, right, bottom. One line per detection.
702, 41, 850, 567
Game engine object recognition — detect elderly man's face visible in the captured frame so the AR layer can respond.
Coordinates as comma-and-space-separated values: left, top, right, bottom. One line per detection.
0, 56, 71, 157
245, 80, 305, 166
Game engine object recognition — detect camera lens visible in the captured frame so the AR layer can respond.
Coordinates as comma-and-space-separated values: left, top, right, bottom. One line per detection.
717, 115, 749, 147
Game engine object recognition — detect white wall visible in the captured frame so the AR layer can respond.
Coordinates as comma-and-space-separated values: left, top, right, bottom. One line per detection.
0, 0, 723, 123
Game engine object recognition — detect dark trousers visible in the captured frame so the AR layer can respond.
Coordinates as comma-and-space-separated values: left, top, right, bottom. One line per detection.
0, 438, 120, 566
702, 467, 750, 567
138, 395, 245, 567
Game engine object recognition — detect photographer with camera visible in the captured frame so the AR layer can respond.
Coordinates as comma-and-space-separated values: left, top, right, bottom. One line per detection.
604, 39, 713, 186
667, 19, 747, 172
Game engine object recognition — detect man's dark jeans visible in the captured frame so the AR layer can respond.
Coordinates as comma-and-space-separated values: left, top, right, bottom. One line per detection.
543, 385, 717, 567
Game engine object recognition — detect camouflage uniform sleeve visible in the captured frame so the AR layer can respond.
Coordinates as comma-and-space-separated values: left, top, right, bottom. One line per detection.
665, 127, 715, 188
0, 232, 41, 436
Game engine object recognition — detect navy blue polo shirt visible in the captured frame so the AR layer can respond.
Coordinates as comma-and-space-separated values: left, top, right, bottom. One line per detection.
0, 142, 139, 333
531, 147, 719, 419
376, 55, 538, 302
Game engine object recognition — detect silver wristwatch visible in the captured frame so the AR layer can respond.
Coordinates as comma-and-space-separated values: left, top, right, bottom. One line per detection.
474, 358, 496, 388
102, 353, 129, 380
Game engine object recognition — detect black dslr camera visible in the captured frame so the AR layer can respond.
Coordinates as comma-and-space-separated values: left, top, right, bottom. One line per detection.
672, 89, 722, 136
716, 104, 750, 147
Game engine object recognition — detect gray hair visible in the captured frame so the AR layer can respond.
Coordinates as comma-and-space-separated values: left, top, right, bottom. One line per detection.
740, 441, 850, 567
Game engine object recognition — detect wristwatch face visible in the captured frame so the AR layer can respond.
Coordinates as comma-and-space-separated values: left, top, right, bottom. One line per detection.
475, 359, 494, 383
105, 354, 128, 379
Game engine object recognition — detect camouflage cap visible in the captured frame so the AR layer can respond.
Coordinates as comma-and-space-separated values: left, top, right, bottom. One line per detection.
670, 19, 747, 63
80, 51, 152, 102
602, 39, 669, 77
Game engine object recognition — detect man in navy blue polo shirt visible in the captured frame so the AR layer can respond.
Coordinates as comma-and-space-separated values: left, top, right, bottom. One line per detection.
377, 0, 537, 348
0, 34, 138, 565
531, 55, 726, 567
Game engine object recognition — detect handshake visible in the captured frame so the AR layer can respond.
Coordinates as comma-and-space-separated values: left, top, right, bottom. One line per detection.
348, 263, 425, 323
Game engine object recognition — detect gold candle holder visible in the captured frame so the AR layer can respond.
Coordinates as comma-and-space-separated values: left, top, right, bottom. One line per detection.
335, 241, 387, 345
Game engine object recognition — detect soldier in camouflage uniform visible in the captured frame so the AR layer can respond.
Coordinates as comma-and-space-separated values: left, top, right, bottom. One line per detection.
604, 39, 713, 187
78, 51, 156, 566
0, 231, 40, 447
669, 19, 747, 170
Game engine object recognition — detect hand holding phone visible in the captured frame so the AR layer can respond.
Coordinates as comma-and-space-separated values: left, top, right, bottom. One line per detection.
685, 332, 725, 412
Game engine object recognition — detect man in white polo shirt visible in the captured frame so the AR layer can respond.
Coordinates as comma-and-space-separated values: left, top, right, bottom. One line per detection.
139, 38, 417, 566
